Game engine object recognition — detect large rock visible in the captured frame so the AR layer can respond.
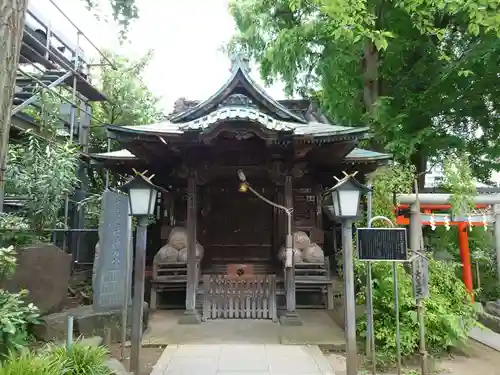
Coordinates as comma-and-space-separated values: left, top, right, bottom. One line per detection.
2, 243, 71, 314
34, 302, 149, 343
154, 244, 179, 263
293, 231, 311, 250
178, 243, 204, 262
105, 358, 132, 375
32, 310, 70, 342
302, 243, 325, 263
277, 246, 302, 264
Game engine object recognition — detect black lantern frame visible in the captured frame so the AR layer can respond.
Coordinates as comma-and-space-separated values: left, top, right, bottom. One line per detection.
119, 172, 168, 217
322, 175, 371, 220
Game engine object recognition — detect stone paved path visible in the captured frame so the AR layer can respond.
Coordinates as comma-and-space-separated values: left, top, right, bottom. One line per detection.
150, 344, 336, 375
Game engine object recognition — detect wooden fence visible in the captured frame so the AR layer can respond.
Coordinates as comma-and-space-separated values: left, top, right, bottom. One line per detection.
202, 274, 277, 321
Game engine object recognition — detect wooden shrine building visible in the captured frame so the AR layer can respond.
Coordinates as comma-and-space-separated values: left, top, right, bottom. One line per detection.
88, 54, 390, 324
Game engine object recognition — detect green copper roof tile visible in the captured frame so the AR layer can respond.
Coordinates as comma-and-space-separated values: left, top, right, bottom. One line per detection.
345, 148, 391, 161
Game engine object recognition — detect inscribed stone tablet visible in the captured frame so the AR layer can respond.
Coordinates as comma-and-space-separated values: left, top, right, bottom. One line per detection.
93, 191, 132, 312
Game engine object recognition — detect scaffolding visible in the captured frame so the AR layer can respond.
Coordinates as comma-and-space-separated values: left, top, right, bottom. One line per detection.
3, 0, 112, 261
11, 0, 110, 143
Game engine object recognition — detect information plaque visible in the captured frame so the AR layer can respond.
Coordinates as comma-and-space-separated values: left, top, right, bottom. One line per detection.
357, 228, 408, 261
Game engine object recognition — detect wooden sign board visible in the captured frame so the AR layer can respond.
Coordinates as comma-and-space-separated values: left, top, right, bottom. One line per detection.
412, 255, 430, 299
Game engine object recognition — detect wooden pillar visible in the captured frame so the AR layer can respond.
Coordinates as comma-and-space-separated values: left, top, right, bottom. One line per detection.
280, 174, 302, 325
179, 170, 201, 324
458, 223, 474, 301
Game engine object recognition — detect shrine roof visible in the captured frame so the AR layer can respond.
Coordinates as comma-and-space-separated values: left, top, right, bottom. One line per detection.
344, 148, 391, 161
106, 54, 371, 142
168, 54, 307, 124
106, 106, 369, 139
88, 147, 390, 164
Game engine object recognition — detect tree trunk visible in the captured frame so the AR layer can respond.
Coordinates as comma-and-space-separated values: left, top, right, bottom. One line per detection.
362, 40, 379, 114
0, 0, 29, 211
411, 150, 428, 189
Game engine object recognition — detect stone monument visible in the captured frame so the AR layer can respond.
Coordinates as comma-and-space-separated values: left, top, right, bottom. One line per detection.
93, 190, 132, 312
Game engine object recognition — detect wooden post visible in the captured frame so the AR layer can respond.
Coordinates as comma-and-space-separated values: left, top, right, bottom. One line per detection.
458, 222, 474, 300
179, 170, 201, 324
280, 174, 302, 325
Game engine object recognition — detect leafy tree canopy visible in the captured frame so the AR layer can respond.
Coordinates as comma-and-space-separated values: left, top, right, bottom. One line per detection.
228, 0, 500, 180
89, 50, 164, 152
83, 0, 139, 32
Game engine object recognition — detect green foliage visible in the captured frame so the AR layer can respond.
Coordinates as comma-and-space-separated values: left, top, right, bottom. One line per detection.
367, 164, 415, 224
426, 226, 499, 303
85, 51, 163, 226
0, 246, 17, 278
0, 214, 34, 248
0, 290, 39, 360
356, 259, 476, 365
0, 342, 111, 374
442, 154, 475, 216
82, 0, 138, 35
229, 0, 500, 179
0, 247, 39, 359
91, 50, 163, 142
44, 343, 112, 375
0, 351, 55, 375
5, 133, 80, 232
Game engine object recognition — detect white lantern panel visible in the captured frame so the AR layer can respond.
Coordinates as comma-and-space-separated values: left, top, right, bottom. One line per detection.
338, 189, 360, 217
129, 187, 153, 216
149, 189, 158, 215
332, 191, 340, 217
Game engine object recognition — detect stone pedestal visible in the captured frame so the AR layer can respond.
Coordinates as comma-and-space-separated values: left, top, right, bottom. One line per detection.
486, 300, 500, 316
279, 311, 303, 326
178, 309, 201, 325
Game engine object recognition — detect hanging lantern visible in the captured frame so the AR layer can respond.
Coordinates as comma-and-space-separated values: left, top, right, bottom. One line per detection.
322, 174, 371, 221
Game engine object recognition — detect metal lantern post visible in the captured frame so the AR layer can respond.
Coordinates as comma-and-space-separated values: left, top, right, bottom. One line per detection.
322, 173, 371, 375
119, 172, 167, 375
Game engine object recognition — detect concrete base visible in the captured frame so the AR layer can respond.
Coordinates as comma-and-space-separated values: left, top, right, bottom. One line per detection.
34, 302, 149, 343
279, 312, 303, 326
178, 310, 201, 325
141, 310, 345, 347
150, 344, 335, 375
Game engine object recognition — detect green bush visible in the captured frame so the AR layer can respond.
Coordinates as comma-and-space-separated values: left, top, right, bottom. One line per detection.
355, 258, 476, 366
45, 342, 112, 375
426, 226, 500, 303
0, 214, 35, 249
0, 247, 40, 359
0, 351, 57, 375
0, 343, 112, 374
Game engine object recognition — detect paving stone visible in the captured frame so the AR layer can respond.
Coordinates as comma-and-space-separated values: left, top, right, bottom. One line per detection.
220, 344, 267, 357
266, 344, 310, 358
174, 344, 221, 357
218, 355, 269, 372
165, 357, 219, 375
267, 355, 321, 373
152, 344, 336, 375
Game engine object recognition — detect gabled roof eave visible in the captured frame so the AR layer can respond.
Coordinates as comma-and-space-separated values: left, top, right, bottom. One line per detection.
169, 58, 307, 124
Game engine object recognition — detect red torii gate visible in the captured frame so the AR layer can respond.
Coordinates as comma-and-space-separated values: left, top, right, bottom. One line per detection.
395, 194, 500, 301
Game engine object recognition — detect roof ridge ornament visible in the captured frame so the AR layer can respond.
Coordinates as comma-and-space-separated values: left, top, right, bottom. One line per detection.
230, 52, 251, 73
